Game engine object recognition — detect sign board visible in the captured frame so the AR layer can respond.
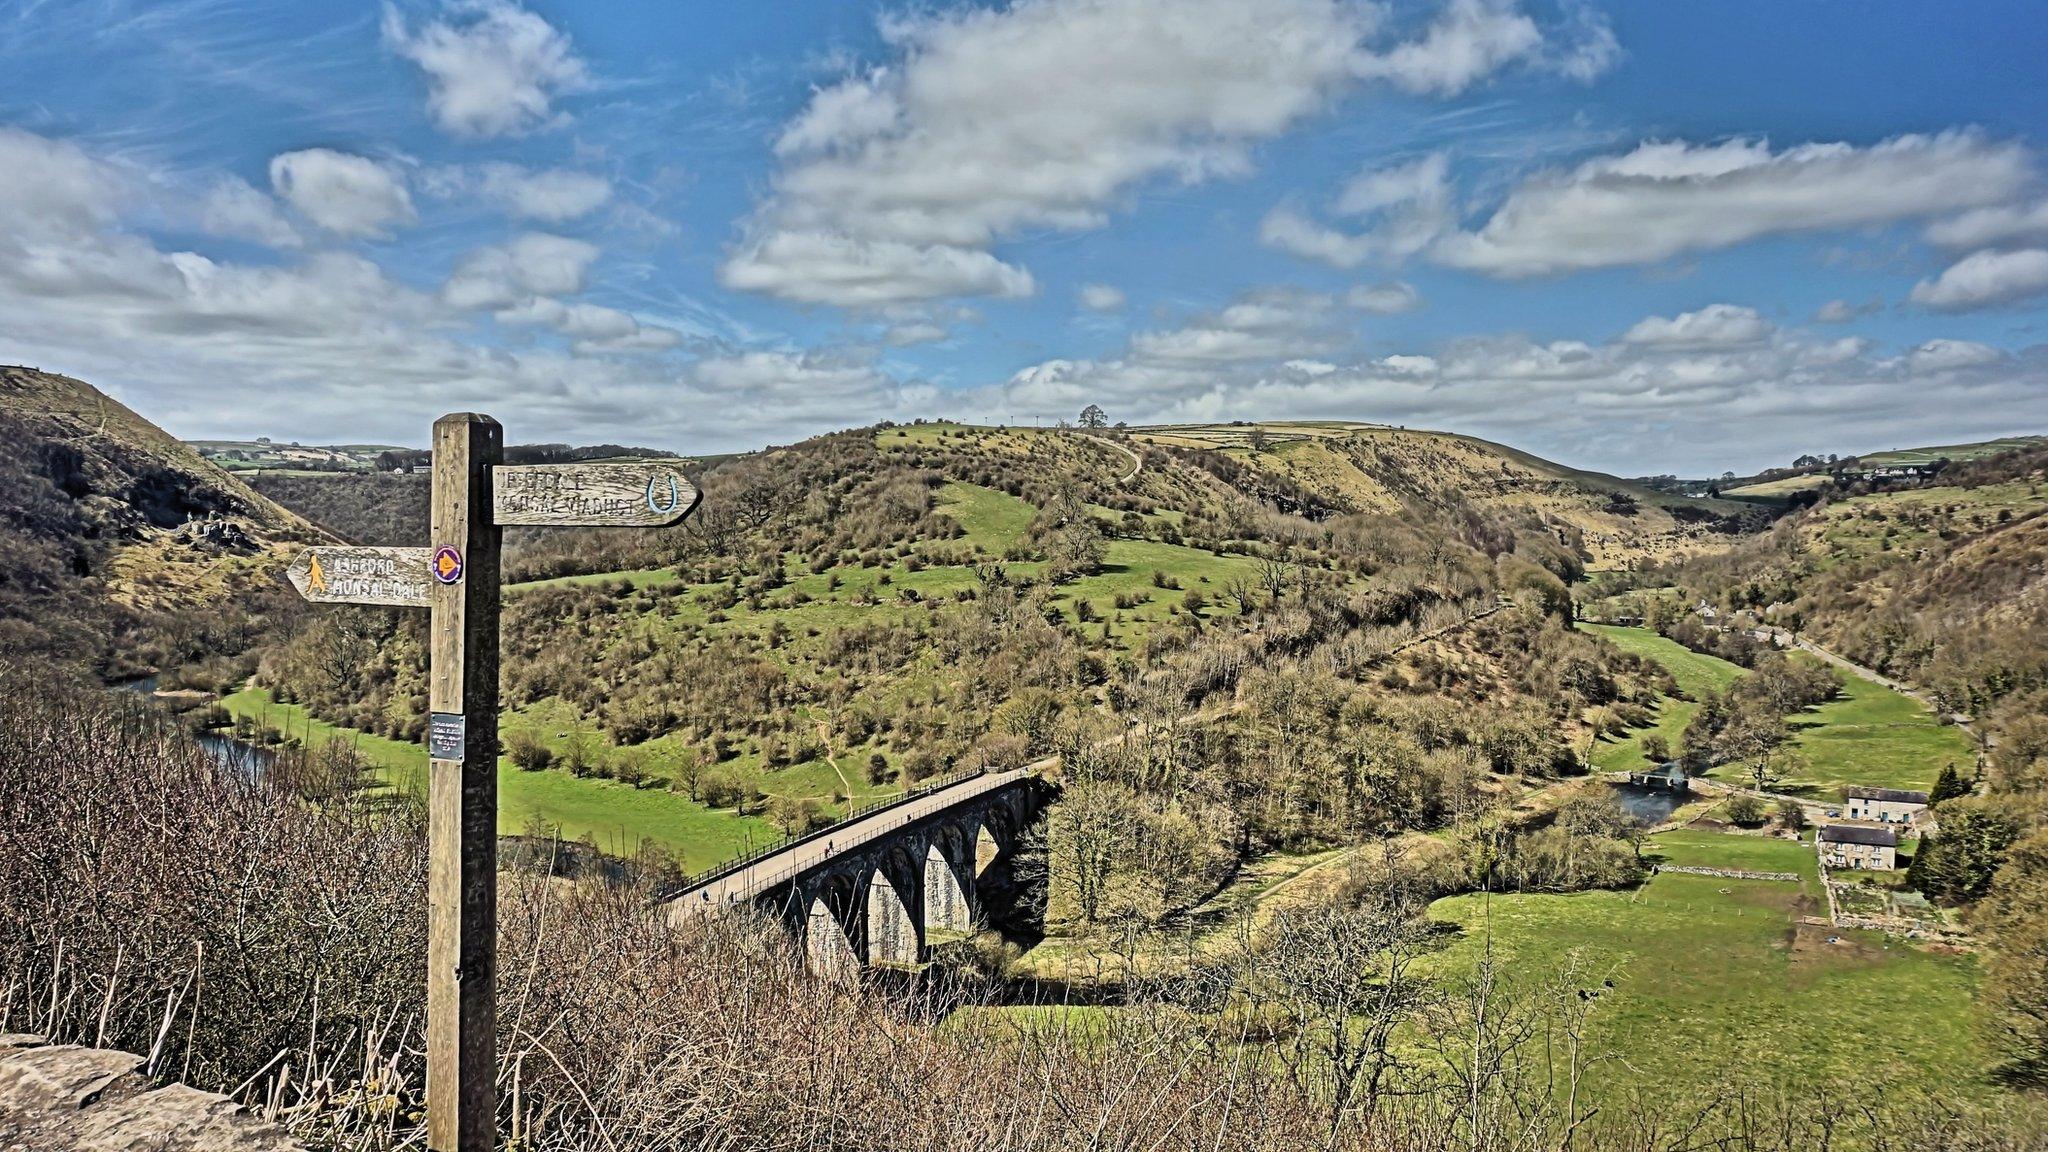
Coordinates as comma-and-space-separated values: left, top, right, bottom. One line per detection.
491, 462, 700, 527
428, 711, 467, 762
286, 546, 432, 608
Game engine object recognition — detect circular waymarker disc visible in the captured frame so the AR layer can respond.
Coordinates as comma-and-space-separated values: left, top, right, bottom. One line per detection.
432, 545, 465, 584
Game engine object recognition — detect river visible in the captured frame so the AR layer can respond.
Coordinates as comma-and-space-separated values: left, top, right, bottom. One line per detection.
1610, 781, 1688, 824
112, 675, 276, 780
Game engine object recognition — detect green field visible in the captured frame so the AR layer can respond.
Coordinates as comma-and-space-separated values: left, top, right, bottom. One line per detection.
1751, 661, 1977, 795
1722, 473, 1832, 500
1646, 826, 1820, 883
1579, 624, 1744, 771
934, 480, 1035, 551
1428, 829, 1987, 1106
221, 687, 776, 868
1581, 625, 1973, 795
1861, 436, 2045, 467
981, 829, 1988, 1110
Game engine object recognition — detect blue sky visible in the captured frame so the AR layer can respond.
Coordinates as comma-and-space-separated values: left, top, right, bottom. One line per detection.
1, 0, 2044, 473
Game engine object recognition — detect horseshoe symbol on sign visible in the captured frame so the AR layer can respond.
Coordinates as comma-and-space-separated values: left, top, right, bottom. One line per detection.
646, 474, 682, 515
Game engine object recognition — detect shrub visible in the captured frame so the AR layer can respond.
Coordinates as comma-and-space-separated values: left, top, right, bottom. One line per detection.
1725, 794, 1767, 826
509, 731, 553, 772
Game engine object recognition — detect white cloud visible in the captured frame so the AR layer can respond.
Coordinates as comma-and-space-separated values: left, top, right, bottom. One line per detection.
1352, 0, 1542, 96
442, 233, 600, 310
720, 231, 1034, 307
0, 127, 128, 237
1798, 336, 1871, 366
496, 296, 679, 353
1079, 284, 1127, 312
0, 128, 907, 452
1910, 248, 2048, 311
1129, 288, 1340, 364
1907, 339, 2002, 373
971, 291, 2046, 474
685, 351, 935, 432
727, 0, 1581, 307
1265, 153, 1452, 268
1335, 153, 1449, 218
775, 72, 902, 157
1379, 354, 1439, 376
1925, 201, 2048, 250
884, 321, 948, 346
1435, 132, 2034, 277
1813, 298, 1879, 324
1260, 208, 1378, 268
1346, 282, 1421, 313
269, 149, 416, 238
197, 177, 301, 248
1622, 304, 1774, 349
1545, 1, 1621, 82
381, 0, 586, 138
429, 163, 611, 221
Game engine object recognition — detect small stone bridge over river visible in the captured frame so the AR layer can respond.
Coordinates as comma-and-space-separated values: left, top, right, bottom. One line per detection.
657, 767, 1053, 972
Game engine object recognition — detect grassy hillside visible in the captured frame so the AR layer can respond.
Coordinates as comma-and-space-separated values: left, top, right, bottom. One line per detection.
1860, 435, 2046, 467
0, 367, 311, 537
0, 366, 319, 675
235, 414, 1674, 875
1720, 435, 2045, 503
1126, 420, 1759, 569
1579, 624, 1743, 771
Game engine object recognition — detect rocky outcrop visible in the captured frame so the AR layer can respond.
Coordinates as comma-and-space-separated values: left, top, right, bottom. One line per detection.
0, 1034, 300, 1152
172, 515, 257, 552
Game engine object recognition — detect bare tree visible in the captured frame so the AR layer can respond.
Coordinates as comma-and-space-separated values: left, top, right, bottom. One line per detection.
1224, 862, 1431, 1138
1225, 574, 1259, 614
1259, 558, 1293, 601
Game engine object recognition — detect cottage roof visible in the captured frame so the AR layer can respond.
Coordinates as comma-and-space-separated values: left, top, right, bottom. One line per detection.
1819, 824, 1899, 847
1845, 786, 1930, 805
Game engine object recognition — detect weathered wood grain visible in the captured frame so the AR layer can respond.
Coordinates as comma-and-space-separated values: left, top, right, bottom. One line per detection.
489, 462, 700, 526
284, 547, 431, 608
426, 414, 501, 1152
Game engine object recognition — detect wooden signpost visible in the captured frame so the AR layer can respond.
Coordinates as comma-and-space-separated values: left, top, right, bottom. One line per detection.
286, 415, 699, 1152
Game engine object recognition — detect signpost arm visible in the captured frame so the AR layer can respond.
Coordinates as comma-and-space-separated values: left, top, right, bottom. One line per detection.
427, 413, 502, 1152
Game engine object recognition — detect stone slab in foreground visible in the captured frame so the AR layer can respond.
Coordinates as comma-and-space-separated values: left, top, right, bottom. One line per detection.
0, 1035, 300, 1152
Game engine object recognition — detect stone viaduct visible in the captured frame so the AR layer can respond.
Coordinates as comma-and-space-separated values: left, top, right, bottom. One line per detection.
657, 767, 1052, 973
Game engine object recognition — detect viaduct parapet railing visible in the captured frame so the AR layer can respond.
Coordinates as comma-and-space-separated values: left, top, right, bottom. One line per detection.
652, 762, 1015, 903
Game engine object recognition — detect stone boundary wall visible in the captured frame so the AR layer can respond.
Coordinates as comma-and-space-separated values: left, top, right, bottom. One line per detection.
0, 1033, 300, 1151
1653, 865, 1801, 882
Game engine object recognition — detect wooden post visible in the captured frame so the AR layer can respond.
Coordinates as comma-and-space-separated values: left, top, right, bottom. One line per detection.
426, 413, 502, 1152
279, 414, 700, 1151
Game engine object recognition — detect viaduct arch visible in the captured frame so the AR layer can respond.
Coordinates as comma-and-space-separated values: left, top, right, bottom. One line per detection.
659, 769, 1049, 973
